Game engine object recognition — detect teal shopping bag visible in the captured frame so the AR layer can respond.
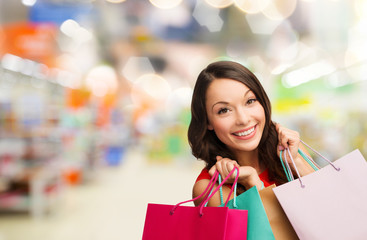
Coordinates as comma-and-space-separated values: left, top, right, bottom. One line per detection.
219, 185, 275, 240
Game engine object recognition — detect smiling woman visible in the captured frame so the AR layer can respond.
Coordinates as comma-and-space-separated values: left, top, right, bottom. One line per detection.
206, 79, 266, 154
188, 61, 315, 207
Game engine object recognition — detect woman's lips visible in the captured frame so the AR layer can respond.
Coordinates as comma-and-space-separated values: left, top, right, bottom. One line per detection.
233, 125, 257, 139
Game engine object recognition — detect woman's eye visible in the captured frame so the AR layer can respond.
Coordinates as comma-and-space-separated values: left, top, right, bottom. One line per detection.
247, 98, 257, 105
218, 108, 229, 114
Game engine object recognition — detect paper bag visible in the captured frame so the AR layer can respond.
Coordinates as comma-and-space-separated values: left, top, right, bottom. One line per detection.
259, 185, 298, 240
273, 149, 367, 240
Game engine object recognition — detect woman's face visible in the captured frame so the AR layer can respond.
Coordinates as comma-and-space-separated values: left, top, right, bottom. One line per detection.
205, 78, 266, 154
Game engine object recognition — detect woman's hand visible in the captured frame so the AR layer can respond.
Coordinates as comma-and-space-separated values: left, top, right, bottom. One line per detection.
276, 123, 300, 163
275, 123, 314, 176
208, 156, 239, 183
208, 156, 263, 190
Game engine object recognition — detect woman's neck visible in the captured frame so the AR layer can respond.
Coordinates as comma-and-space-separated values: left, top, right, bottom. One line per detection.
234, 149, 264, 174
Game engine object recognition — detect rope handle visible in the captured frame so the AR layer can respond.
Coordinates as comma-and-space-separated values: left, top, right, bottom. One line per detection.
298, 148, 320, 171
217, 176, 265, 208
205, 170, 239, 208
280, 150, 294, 182
170, 170, 218, 215
170, 167, 239, 216
204, 174, 225, 207
280, 140, 340, 188
285, 148, 306, 188
209, 173, 240, 208
199, 167, 239, 216
300, 140, 340, 171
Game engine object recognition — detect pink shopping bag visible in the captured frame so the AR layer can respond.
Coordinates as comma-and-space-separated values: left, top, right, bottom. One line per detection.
273, 147, 367, 240
142, 167, 248, 240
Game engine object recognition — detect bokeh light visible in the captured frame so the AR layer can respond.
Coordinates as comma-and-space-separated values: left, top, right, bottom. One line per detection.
85, 65, 118, 97
261, 0, 297, 20
235, 0, 270, 14
282, 60, 336, 88
192, 0, 224, 32
246, 13, 282, 34
21, 0, 37, 7
130, 73, 171, 107
205, 0, 234, 9
150, 4, 191, 28
149, 0, 183, 9
165, 87, 193, 112
60, 19, 93, 44
265, 21, 299, 61
122, 57, 155, 83
354, 0, 367, 19
137, 74, 171, 101
106, 0, 127, 3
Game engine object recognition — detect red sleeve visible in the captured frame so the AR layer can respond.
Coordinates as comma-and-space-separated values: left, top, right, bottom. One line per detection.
259, 169, 276, 187
195, 168, 232, 189
196, 168, 276, 187
195, 168, 211, 182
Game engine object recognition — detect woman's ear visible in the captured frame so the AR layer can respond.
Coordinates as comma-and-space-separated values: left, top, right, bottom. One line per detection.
207, 123, 214, 130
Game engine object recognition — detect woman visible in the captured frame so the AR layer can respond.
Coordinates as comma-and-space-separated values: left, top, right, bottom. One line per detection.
188, 61, 314, 206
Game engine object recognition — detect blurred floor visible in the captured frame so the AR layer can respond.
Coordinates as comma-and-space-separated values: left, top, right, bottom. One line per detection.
0, 148, 201, 240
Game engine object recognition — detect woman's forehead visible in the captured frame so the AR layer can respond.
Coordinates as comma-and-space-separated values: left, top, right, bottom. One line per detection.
206, 79, 251, 98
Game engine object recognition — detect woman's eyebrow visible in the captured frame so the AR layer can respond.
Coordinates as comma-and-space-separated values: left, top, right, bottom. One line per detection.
211, 90, 252, 110
243, 89, 251, 97
212, 101, 228, 110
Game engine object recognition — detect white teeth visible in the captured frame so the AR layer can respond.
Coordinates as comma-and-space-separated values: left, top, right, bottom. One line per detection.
236, 127, 255, 136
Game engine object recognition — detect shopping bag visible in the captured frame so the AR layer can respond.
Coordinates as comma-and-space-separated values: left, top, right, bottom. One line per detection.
273, 146, 367, 240
142, 167, 248, 240
259, 184, 299, 240
259, 144, 320, 240
219, 184, 275, 240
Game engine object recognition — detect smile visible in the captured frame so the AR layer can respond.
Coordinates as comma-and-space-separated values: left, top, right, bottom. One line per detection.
233, 126, 255, 137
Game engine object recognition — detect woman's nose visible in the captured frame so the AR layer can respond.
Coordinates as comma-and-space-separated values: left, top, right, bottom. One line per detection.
235, 109, 249, 125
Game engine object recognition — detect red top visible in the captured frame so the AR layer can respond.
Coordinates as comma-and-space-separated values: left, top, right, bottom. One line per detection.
195, 168, 276, 187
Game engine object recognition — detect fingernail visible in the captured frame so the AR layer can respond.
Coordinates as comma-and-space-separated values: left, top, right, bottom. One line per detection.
278, 145, 285, 150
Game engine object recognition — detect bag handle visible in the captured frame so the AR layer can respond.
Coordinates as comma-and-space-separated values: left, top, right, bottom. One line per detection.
199, 167, 239, 216
217, 175, 265, 207
280, 140, 340, 188
170, 167, 239, 217
170, 171, 219, 215
203, 174, 229, 208
280, 149, 296, 182
300, 140, 340, 171
283, 148, 306, 188
209, 174, 238, 208
298, 148, 320, 171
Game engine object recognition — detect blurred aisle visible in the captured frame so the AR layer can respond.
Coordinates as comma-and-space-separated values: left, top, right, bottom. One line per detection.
0, 147, 201, 240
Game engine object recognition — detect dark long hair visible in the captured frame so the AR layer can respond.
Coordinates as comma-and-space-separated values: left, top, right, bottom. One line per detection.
188, 61, 288, 185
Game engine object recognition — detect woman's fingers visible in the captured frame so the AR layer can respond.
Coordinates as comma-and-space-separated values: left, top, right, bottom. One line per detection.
208, 165, 217, 177
213, 157, 239, 183
276, 123, 300, 160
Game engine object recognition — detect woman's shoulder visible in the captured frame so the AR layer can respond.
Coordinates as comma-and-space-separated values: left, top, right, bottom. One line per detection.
195, 168, 211, 182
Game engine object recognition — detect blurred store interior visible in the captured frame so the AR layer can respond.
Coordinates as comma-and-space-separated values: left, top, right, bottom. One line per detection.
0, 0, 367, 239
